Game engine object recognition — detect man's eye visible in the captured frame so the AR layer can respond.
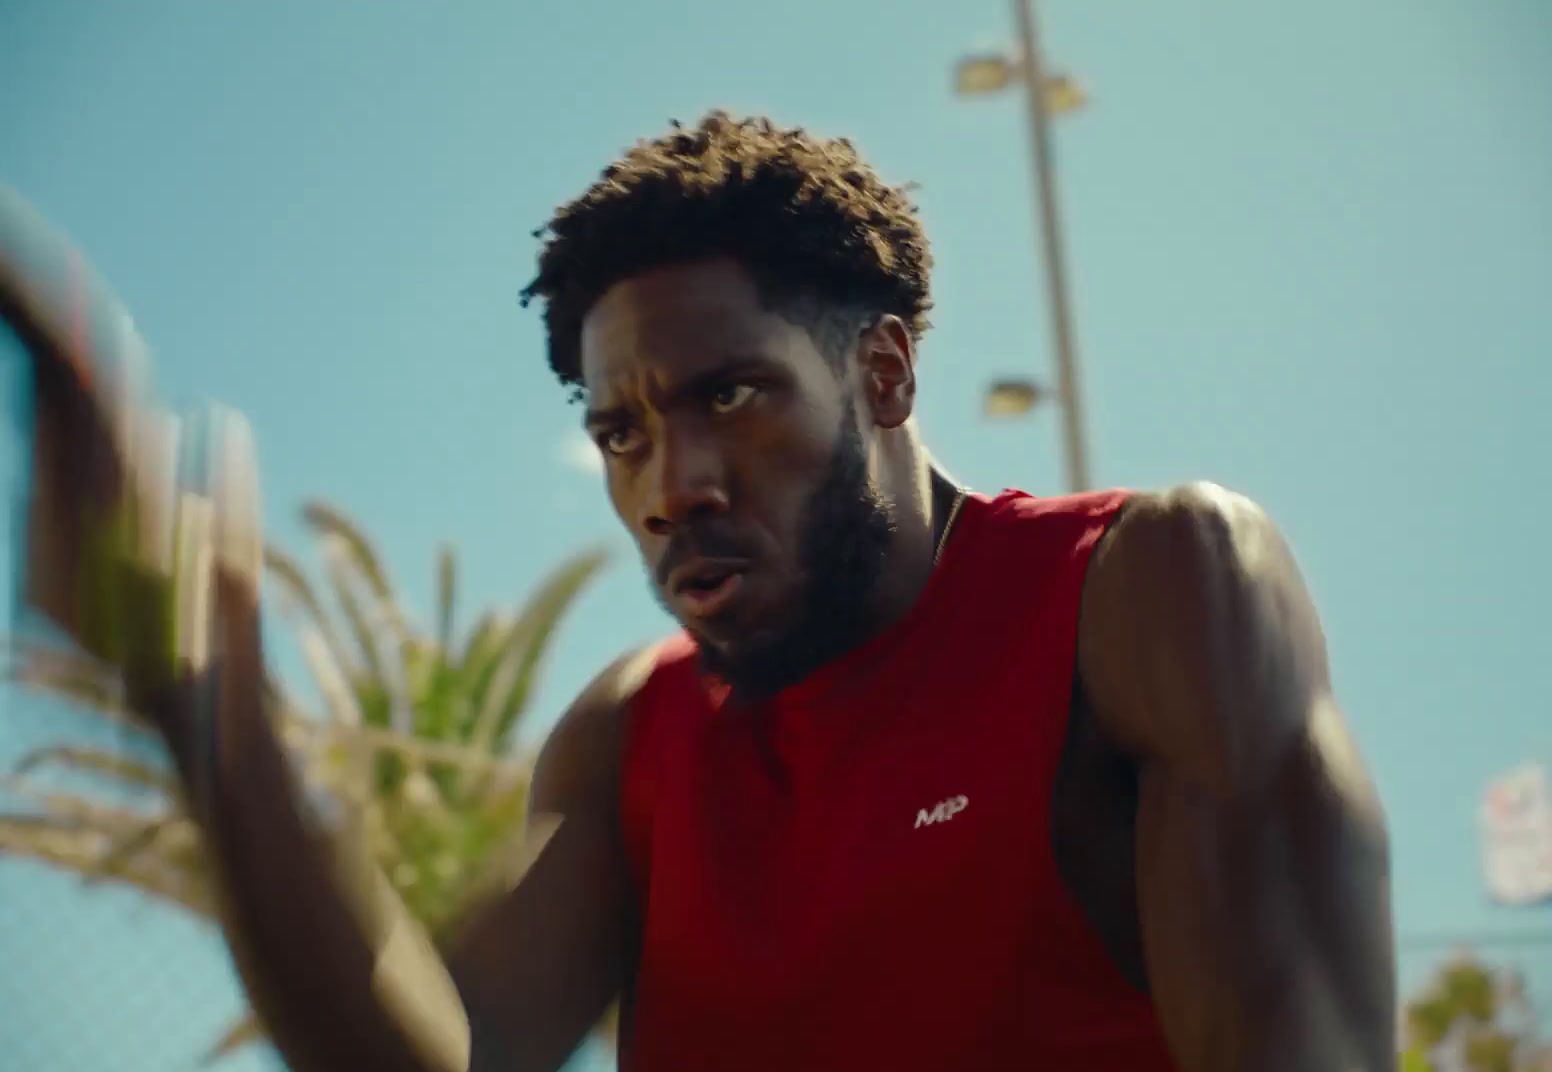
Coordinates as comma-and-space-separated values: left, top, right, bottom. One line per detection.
710, 383, 759, 415
599, 427, 644, 456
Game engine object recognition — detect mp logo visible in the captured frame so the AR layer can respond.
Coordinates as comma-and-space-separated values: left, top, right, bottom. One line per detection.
914, 795, 970, 829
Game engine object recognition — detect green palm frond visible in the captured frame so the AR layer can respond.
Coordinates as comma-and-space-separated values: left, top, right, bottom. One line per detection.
85, 814, 203, 886
322, 724, 525, 776
0, 815, 214, 917
371, 585, 417, 741
300, 501, 405, 637
4, 645, 149, 732
16, 744, 176, 796
455, 611, 510, 712
436, 544, 456, 656
441, 771, 534, 919
294, 627, 367, 727
3, 779, 162, 832
264, 545, 361, 684
457, 611, 503, 668
465, 549, 607, 750
6, 644, 118, 700
402, 638, 460, 743
465, 624, 528, 751
304, 503, 417, 710
402, 636, 440, 699
318, 535, 390, 697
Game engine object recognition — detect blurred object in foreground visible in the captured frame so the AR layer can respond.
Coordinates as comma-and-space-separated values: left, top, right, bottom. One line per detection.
1, 501, 607, 1062
1480, 762, 1552, 907
0, 184, 157, 662
0, 182, 614, 1066
982, 377, 1046, 419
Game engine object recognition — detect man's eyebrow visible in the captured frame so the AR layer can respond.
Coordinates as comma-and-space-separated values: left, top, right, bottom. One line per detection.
582, 356, 777, 430
582, 404, 628, 431
674, 355, 779, 398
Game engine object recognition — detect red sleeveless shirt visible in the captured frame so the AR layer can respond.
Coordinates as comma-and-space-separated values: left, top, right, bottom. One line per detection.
618, 489, 1179, 1070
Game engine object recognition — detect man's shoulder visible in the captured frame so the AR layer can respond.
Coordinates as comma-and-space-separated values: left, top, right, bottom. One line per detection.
981, 480, 1257, 522
1090, 481, 1278, 579
1077, 480, 1321, 793
1082, 480, 1283, 647
980, 485, 1133, 517
531, 642, 672, 811
961, 486, 1135, 572
973, 486, 1134, 542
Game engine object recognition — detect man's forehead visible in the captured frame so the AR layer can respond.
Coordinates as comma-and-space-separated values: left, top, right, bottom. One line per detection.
579, 259, 795, 390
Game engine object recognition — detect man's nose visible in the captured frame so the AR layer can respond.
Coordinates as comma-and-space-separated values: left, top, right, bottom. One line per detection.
640, 430, 730, 537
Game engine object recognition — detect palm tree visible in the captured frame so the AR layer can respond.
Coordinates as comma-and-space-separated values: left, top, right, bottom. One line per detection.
0, 500, 606, 1062
1402, 953, 1550, 1072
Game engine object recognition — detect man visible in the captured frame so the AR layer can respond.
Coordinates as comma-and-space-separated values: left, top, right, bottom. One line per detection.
15, 114, 1394, 1070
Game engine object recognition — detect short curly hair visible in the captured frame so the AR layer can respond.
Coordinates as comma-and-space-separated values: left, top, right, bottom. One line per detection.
520, 111, 934, 392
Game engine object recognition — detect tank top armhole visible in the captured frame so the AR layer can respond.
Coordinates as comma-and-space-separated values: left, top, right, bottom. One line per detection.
618, 635, 701, 901
1063, 489, 1137, 727
1045, 490, 1155, 995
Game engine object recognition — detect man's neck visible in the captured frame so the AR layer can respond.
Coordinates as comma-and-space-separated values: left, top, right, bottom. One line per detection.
927, 466, 964, 555
863, 464, 961, 643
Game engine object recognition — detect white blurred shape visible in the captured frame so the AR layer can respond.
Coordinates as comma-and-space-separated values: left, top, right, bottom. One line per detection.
1480, 761, 1552, 906
556, 429, 603, 476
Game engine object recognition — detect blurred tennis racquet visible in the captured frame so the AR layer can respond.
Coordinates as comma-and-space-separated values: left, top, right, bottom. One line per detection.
0, 186, 468, 1072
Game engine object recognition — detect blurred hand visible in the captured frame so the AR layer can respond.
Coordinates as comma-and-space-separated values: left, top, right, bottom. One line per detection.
3, 185, 468, 1072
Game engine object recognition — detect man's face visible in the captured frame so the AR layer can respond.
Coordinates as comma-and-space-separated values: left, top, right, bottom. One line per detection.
579, 257, 896, 696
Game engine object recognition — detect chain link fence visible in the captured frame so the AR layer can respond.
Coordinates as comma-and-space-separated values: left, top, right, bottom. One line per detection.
0, 685, 614, 1072
0, 686, 282, 1072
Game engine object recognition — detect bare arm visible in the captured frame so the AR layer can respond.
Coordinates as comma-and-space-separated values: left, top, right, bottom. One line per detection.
143, 575, 644, 1072
1078, 483, 1395, 1072
2, 195, 640, 1071
446, 648, 650, 1070
16, 364, 637, 1071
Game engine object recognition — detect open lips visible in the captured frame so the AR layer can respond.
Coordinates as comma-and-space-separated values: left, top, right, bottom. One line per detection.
669, 558, 750, 618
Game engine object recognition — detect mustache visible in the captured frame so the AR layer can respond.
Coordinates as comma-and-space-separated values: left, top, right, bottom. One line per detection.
653, 525, 756, 589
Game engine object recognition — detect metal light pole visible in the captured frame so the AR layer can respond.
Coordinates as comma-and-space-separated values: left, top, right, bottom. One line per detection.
1011, 0, 1090, 493
956, 0, 1092, 492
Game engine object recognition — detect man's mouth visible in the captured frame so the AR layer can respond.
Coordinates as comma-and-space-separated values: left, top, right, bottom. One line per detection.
669, 558, 750, 620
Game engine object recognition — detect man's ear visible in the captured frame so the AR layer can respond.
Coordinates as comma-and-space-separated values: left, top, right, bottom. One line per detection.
855, 315, 916, 430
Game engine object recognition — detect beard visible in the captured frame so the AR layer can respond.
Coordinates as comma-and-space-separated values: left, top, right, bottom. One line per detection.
688, 414, 898, 701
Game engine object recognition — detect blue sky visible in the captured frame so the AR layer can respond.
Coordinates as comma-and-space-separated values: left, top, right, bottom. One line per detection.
1, 1, 1549, 1067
